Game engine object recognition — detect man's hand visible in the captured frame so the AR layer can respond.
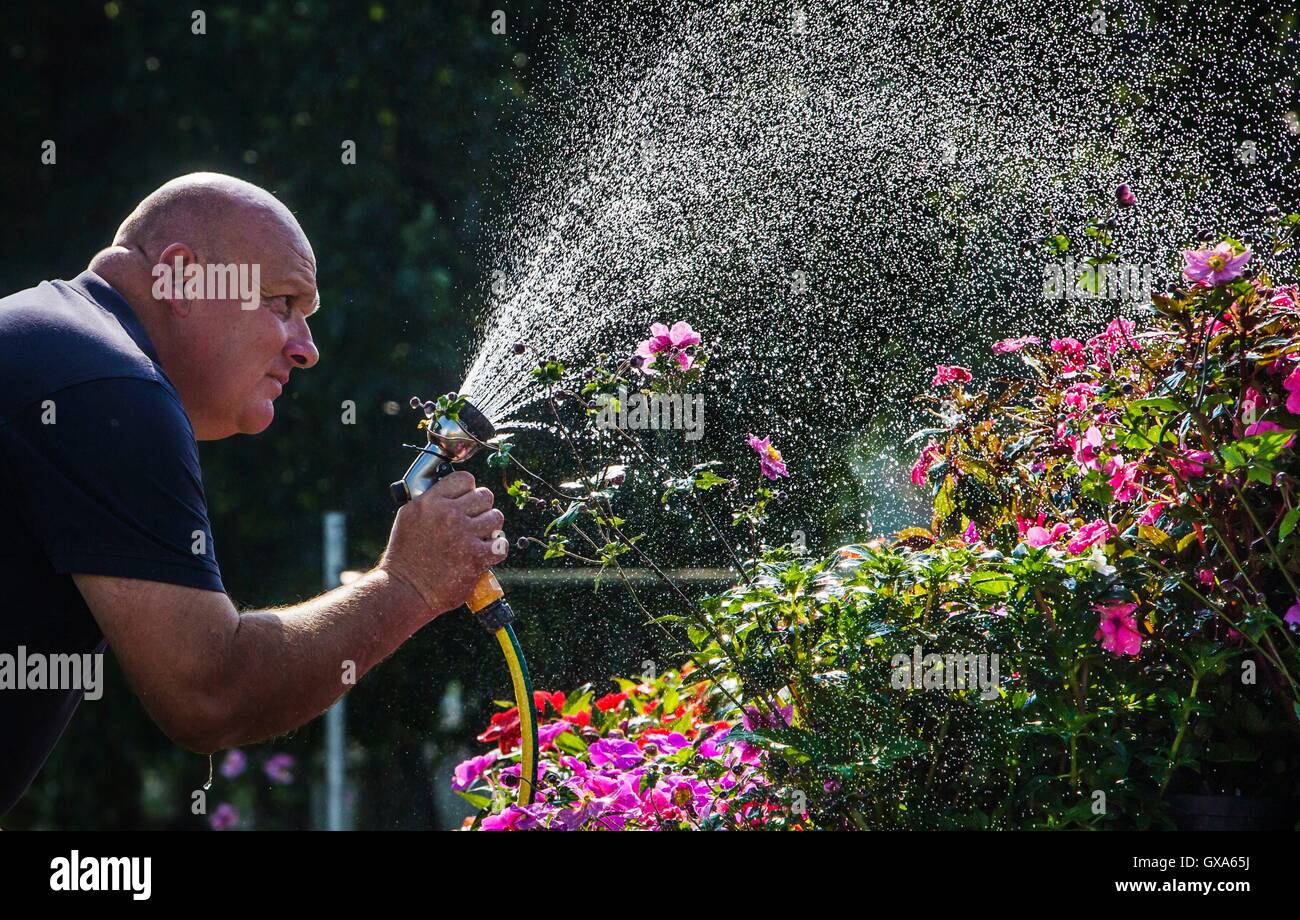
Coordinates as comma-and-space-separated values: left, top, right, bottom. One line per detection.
377, 470, 508, 618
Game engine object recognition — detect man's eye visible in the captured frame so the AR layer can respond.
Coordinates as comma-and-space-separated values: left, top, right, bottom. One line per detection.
270, 296, 292, 315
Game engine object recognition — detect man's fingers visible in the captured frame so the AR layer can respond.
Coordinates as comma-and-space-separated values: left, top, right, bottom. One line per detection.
426, 470, 476, 500
456, 486, 495, 517
469, 507, 505, 537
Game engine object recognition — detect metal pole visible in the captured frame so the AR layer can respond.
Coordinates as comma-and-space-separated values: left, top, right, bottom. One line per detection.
323, 511, 347, 831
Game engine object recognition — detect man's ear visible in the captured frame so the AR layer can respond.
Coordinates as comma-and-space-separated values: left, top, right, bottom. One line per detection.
151, 242, 198, 317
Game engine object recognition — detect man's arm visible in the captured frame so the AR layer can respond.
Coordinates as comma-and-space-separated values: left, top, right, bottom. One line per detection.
74, 470, 506, 753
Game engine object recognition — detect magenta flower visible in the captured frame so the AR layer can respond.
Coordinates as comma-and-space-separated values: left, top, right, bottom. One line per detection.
263, 752, 295, 785
209, 803, 239, 831
910, 442, 943, 486
1116, 184, 1137, 208
1183, 243, 1251, 285
1286, 598, 1300, 629
588, 738, 642, 770
219, 749, 247, 780
697, 726, 731, 759
962, 521, 981, 545
747, 434, 790, 480
1283, 365, 1300, 415
1169, 449, 1212, 479
452, 751, 499, 792
635, 321, 701, 375
932, 364, 973, 387
481, 805, 543, 832
992, 336, 1040, 354
1067, 519, 1113, 555
1094, 601, 1142, 657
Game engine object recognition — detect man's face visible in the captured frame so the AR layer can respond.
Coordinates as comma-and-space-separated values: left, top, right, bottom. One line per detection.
165, 216, 320, 439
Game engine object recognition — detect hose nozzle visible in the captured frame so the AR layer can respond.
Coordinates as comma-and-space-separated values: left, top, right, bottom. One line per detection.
390, 394, 497, 505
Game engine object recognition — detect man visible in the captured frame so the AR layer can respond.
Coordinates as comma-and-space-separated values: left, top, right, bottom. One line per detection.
0, 173, 507, 817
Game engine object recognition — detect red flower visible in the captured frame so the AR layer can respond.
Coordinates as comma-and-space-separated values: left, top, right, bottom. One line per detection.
595, 692, 628, 712
533, 690, 565, 715
477, 708, 521, 754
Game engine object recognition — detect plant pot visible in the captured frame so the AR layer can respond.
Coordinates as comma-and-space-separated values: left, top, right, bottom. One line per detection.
1167, 794, 1300, 831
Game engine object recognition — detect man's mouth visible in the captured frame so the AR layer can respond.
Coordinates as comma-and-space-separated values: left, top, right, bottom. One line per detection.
266, 373, 289, 395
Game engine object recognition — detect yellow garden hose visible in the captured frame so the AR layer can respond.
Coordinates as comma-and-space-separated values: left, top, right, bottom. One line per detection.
493, 623, 538, 806
468, 572, 538, 807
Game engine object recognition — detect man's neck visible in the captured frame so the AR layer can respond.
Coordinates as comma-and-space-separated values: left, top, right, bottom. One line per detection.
87, 248, 172, 359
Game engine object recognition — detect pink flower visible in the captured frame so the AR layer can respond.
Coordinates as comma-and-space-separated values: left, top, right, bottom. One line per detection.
1116, 184, 1137, 208
452, 751, 499, 791
1094, 601, 1142, 657
910, 442, 944, 486
932, 365, 973, 387
747, 434, 790, 480
1241, 386, 1265, 426
1025, 523, 1070, 548
1198, 569, 1217, 587
635, 320, 701, 375
1051, 337, 1087, 370
1169, 449, 1212, 479
1283, 365, 1300, 415
1106, 458, 1142, 502
1243, 419, 1296, 447
1062, 383, 1095, 414
1137, 503, 1166, 526
1067, 519, 1113, 555
1285, 598, 1300, 629
962, 521, 981, 545
1073, 425, 1105, 471
1183, 243, 1251, 286
992, 336, 1040, 354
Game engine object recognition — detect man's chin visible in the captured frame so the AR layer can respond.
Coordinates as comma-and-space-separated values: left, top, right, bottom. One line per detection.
238, 401, 276, 435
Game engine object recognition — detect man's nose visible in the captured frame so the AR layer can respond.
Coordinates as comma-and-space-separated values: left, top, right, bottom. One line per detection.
286, 317, 320, 369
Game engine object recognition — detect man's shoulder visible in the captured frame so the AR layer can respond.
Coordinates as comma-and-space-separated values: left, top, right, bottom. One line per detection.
0, 274, 166, 424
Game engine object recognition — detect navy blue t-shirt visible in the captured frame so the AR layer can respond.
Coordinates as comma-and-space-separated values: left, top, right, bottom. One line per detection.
0, 271, 224, 816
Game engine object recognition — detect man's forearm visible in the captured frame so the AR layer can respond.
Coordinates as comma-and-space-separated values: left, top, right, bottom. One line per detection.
210, 569, 435, 749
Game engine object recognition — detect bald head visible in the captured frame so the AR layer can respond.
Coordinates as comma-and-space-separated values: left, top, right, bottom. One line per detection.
112, 172, 311, 270
90, 172, 320, 440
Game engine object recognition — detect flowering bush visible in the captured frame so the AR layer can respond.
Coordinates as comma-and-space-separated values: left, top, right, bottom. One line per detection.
456, 228, 1300, 828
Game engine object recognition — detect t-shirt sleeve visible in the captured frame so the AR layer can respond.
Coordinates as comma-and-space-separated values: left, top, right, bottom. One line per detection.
0, 376, 225, 593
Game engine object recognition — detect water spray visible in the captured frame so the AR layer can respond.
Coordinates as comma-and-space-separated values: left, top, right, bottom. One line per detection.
390, 395, 538, 808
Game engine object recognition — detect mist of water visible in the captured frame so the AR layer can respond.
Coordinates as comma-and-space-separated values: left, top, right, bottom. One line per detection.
459, 0, 1298, 536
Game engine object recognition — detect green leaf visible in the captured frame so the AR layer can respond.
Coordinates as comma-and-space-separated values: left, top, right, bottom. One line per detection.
553, 732, 588, 755
545, 501, 586, 534
454, 790, 491, 810
970, 570, 1015, 595
1281, 508, 1300, 542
